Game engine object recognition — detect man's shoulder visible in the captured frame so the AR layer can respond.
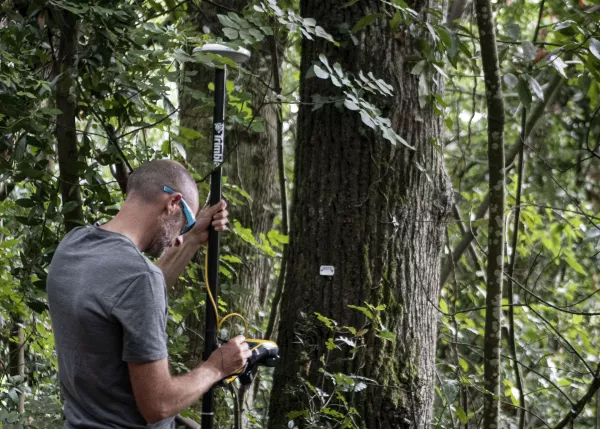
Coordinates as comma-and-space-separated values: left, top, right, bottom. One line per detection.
52, 225, 164, 281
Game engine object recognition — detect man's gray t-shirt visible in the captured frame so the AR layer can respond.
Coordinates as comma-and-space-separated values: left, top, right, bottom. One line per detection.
47, 226, 174, 429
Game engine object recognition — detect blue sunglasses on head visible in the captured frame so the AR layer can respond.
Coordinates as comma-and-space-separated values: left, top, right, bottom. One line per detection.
163, 186, 196, 235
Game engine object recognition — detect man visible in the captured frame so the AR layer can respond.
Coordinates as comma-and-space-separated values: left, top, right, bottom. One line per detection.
47, 160, 250, 428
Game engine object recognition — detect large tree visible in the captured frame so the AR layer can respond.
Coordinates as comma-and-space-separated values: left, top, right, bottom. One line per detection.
268, 0, 452, 427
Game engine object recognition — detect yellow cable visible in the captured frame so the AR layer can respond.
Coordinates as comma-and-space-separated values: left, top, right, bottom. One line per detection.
218, 313, 249, 333
203, 251, 249, 337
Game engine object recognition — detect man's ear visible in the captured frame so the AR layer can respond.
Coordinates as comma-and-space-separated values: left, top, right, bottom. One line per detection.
165, 193, 182, 215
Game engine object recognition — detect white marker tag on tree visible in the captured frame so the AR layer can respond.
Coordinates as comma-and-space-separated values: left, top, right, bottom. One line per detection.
320, 266, 335, 276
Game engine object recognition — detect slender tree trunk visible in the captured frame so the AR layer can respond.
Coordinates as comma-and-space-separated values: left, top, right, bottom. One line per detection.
474, 1, 505, 427
595, 391, 600, 429
8, 315, 25, 413
52, 10, 84, 232
265, 19, 289, 341
268, 1, 452, 428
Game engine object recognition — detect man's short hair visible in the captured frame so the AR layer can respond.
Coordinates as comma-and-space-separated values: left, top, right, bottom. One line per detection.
126, 160, 198, 211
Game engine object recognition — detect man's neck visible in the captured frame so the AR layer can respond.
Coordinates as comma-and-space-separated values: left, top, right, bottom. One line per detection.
99, 201, 155, 252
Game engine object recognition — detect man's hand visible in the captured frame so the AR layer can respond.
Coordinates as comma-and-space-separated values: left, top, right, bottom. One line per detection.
190, 200, 228, 246
157, 199, 229, 288
206, 335, 251, 378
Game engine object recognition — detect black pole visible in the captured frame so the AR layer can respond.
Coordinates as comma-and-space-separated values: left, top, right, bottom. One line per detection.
202, 65, 226, 429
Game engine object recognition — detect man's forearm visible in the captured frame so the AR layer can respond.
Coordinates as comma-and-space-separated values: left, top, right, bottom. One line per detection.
129, 358, 223, 424
156, 238, 202, 289
161, 362, 222, 419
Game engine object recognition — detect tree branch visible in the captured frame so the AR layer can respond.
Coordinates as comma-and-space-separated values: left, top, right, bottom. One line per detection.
551, 365, 600, 429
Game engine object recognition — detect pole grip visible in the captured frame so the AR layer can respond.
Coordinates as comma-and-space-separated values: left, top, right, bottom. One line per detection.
202, 65, 226, 429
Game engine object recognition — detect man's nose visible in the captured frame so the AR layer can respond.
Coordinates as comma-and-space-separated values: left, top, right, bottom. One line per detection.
175, 235, 184, 247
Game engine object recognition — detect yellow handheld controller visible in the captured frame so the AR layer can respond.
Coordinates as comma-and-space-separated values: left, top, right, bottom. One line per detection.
225, 339, 280, 385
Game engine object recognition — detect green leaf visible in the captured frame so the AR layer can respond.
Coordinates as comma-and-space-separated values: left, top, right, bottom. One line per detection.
249, 28, 264, 41
456, 407, 468, 424
432, 64, 448, 79
503, 73, 518, 90
565, 256, 586, 275
526, 75, 544, 100
179, 126, 203, 139
173, 50, 194, 64
39, 107, 63, 115
344, 326, 357, 335
352, 13, 382, 33
550, 55, 568, 78
390, 10, 402, 31
62, 201, 79, 214
326, 337, 336, 350
251, 118, 265, 133
315, 26, 335, 43
522, 41, 537, 62
217, 14, 240, 29
223, 27, 239, 40
315, 312, 336, 329
221, 255, 242, 264
439, 297, 448, 314
17, 91, 37, 100
333, 62, 343, 77
411, 60, 426, 75
0, 239, 19, 249
348, 304, 374, 320
15, 198, 35, 208
360, 111, 375, 129
590, 38, 600, 61
505, 22, 521, 40
8, 389, 18, 404
517, 77, 532, 111
318, 54, 331, 70
579, 74, 592, 93
27, 299, 48, 314
377, 330, 395, 342
313, 64, 329, 79
286, 410, 309, 420
555, 20, 576, 34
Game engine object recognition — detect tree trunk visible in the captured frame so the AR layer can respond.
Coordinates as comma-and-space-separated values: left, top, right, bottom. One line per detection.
268, 1, 452, 428
8, 315, 25, 413
474, 0, 505, 427
52, 10, 84, 232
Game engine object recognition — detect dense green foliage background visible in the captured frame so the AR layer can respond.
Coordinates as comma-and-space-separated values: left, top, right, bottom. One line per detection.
1, 0, 600, 428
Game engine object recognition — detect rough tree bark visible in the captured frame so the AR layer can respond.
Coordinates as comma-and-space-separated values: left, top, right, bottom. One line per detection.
268, 1, 452, 428
52, 9, 84, 232
474, 0, 505, 427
